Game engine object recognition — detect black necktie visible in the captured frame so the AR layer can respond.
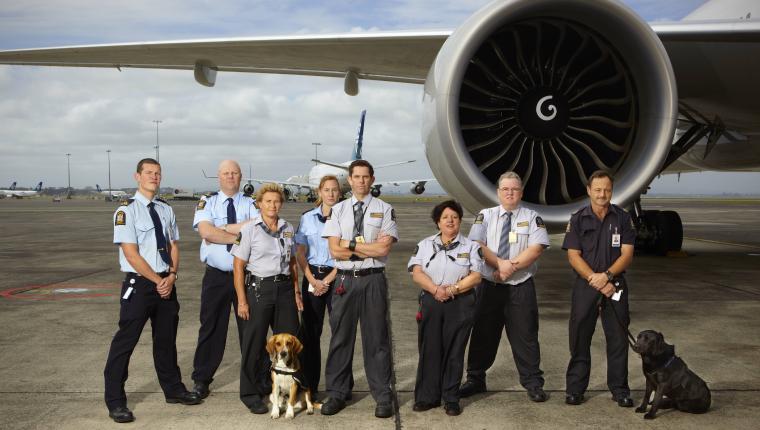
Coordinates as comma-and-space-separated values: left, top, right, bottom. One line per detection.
226, 197, 236, 251
353, 201, 364, 238
148, 202, 172, 265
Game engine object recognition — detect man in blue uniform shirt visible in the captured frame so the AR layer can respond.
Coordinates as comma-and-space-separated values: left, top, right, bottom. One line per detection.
104, 158, 201, 424
191, 160, 259, 398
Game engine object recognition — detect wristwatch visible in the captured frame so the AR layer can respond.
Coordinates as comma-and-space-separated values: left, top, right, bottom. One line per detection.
604, 270, 614, 282
348, 239, 357, 252
169, 271, 179, 280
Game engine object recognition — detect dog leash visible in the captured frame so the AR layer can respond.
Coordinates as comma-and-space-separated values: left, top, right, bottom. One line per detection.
604, 296, 636, 349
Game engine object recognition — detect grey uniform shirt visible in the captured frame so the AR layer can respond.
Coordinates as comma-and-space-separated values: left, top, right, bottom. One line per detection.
192, 191, 259, 271
113, 191, 179, 273
407, 233, 484, 285
322, 195, 399, 270
230, 214, 296, 277
468, 205, 550, 285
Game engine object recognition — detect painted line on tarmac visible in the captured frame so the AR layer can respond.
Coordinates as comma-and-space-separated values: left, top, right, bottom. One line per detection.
683, 236, 760, 251
0, 283, 119, 300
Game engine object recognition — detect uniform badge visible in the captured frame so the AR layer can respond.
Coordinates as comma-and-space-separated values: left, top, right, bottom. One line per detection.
566, 222, 571, 233
413, 245, 419, 255
115, 210, 126, 226
457, 252, 470, 259
196, 199, 207, 211
477, 247, 484, 258
535, 216, 546, 228
517, 221, 529, 227
391, 209, 396, 221
283, 231, 294, 238
369, 212, 383, 218
234, 233, 242, 245
474, 213, 484, 224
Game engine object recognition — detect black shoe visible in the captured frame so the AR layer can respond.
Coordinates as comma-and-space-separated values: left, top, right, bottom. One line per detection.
375, 402, 393, 418
108, 406, 135, 423
248, 398, 268, 414
458, 380, 486, 398
412, 401, 439, 412
613, 394, 634, 407
527, 387, 548, 402
321, 397, 346, 416
166, 390, 202, 405
565, 393, 584, 405
193, 381, 210, 399
444, 402, 462, 416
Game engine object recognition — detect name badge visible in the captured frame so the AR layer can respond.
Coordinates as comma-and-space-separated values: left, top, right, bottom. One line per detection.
509, 231, 517, 243
122, 286, 134, 300
457, 253, 469, 259
612, 289, 623, 302
612, 227, 621, 248
369, 212, 383, 218
355, 235, 365, 244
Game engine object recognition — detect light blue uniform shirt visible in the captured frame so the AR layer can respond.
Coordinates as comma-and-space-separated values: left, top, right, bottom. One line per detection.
113, 191, 179, 273
295, 205, 335, 267
322, 195, 398, 270
193, 191, 259, 272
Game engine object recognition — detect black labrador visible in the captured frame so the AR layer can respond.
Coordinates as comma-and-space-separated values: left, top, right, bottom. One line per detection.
632, 330, 711, 419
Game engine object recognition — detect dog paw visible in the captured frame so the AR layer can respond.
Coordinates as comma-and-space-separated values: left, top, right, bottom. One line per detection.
271, 408, 280, 419
644, 413, 655, 420
635, 406, 647, 413
307, 406, 314, 415
285, 408, 295, 419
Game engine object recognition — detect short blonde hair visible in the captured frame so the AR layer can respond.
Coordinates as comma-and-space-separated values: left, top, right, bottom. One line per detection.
255, 182, 285, 203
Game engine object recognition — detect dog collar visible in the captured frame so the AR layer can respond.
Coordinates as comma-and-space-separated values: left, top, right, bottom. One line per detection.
271, 366, 298, 375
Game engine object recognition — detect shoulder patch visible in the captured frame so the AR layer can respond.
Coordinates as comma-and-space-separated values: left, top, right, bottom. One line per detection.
115, 210, 126, 226
535, 216, 546, 228
196, 199, 207, 211
119, 198, 134, 206
413, 245, 419, 255
474, 213, 484, 224
477, 247, 484, 258
566, 222, 571, 233
391, 208, 396, 221
234, 232, 242, 245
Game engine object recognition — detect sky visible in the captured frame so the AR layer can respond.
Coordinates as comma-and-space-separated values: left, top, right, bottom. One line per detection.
1, 0, 757, 196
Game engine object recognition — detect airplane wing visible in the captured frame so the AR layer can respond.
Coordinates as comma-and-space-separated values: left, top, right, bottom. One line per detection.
246, 178, 313, 189
374, 160, 416, 169
0, 32, 449, 85
375, 179, 436, 187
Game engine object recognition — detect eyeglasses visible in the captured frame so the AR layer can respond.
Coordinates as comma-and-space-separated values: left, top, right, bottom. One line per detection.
498, 187, 522, 193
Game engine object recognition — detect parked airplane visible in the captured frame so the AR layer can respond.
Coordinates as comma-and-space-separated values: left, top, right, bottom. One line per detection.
2, 0, 759, 254
95, 184, 127, 198
204, 110, 434, 201
1, 182, 43, 198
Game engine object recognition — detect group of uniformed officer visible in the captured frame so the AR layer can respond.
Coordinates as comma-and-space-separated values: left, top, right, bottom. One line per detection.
104, 156, 636, 423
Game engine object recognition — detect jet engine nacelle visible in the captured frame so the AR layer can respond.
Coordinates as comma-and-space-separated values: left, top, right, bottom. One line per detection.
243, 183, 255, 196
423, 0, 677, 228
411, 183, 426, 195
371, 185, 382, 197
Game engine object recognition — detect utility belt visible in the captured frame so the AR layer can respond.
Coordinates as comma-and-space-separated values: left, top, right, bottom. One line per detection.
336, 267, 385, 277
244, 271, 292, 301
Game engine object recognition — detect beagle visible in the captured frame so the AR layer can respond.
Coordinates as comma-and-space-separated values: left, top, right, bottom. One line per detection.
266, 333, 317, 419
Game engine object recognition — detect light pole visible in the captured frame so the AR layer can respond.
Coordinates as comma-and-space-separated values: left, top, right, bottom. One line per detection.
66, 153, 72, 199
312, 142, 321, 165
153, 119, 162, 161
106, 149, 112, 199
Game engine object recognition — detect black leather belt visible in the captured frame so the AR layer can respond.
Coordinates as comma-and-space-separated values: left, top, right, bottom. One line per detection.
309, 264, 334, 274
255, 274, 291, 283
125, 271, 169, 278
207, 265, 232, 274
337, 267, 385, 277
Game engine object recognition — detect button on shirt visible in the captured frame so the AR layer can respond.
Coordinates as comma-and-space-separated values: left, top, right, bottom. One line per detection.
562, 204, 636, 273
407, 233, 484, 285
113, 192, 179, 273
193, 191, 259, 272
468, 205, 550, 285
230, 214, 296, 277
322, 195, 399, 270
295, 206, 335, 267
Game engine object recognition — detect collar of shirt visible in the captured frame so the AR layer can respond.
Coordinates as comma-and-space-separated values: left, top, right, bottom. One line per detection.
350, 194, 373, 207
433, 232, 463, 249
254, 213, 287, 232
580, 204, 620, 222
499, 204, 521, 218
133, 191, 156, 206
312, 205, 332, 221
218, 190, 243, 203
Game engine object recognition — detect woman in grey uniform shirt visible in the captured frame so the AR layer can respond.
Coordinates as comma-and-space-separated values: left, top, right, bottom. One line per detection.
408, 200, 483, 416
232, 183, 303, 414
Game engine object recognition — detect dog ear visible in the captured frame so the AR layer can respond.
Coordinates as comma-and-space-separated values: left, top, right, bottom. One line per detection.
292, 336, 303, 355
266, 335, 277, 357
652, 332, 666, 355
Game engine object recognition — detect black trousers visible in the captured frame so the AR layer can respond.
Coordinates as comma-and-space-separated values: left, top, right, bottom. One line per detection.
325, 272, 392, 404
566, 276, 630, 397
300, 266, 333, 393
104, 273, 186, 410
191, 265, 245, 385
415, 290, 476, 404
239, 277, 299, 409
466, 278, 544, 390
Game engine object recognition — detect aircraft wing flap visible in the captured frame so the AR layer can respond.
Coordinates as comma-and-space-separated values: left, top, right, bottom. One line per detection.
0, 32, 450, 83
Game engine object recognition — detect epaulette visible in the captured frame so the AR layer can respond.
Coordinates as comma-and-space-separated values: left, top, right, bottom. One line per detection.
156, 197, 170, 205
301, 207, 316, 215
252, 200, 259, 209
204, 191, 218, 198
119, 198, 134, 206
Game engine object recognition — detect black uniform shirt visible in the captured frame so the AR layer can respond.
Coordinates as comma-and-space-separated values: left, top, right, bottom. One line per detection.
562, 204, 636, 273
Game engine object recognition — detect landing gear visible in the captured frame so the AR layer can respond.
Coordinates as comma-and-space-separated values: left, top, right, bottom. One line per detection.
632, 200, 683, 255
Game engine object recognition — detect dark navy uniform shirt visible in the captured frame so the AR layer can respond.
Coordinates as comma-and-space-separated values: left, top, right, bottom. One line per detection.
562, 204, 636, 274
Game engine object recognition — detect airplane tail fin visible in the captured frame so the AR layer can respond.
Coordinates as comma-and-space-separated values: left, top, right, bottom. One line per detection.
352, 109, 366, 160
9, 181, 16, 190
35, 182, 43, 192
96, 184, 102, 192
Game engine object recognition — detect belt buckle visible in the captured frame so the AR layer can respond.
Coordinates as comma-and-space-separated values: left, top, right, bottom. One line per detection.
352, 269, 361, 277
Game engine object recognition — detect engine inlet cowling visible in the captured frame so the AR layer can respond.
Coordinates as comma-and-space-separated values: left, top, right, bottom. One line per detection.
423, 0, 677, 227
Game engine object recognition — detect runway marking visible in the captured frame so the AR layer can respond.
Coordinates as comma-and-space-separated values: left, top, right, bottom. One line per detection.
0, 283, 118, 301
683, 236, 760, 251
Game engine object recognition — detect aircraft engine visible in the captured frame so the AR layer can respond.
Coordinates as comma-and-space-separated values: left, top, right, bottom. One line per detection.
243, 183, 255, 195
411, 183, 426, 195
423, 0, 677, 227
371, 186, 382, 197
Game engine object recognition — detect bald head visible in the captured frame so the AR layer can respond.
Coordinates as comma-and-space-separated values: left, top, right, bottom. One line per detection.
218, 160, 242, 196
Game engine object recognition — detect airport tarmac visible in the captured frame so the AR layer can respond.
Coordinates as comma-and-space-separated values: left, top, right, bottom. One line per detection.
0, 196, 758, 429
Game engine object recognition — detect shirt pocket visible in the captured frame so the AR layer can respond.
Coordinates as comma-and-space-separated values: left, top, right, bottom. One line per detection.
364, 215, 383, 240
213, 216, 227, 227
450, 256, 472, 282
135, 220, 156, 243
